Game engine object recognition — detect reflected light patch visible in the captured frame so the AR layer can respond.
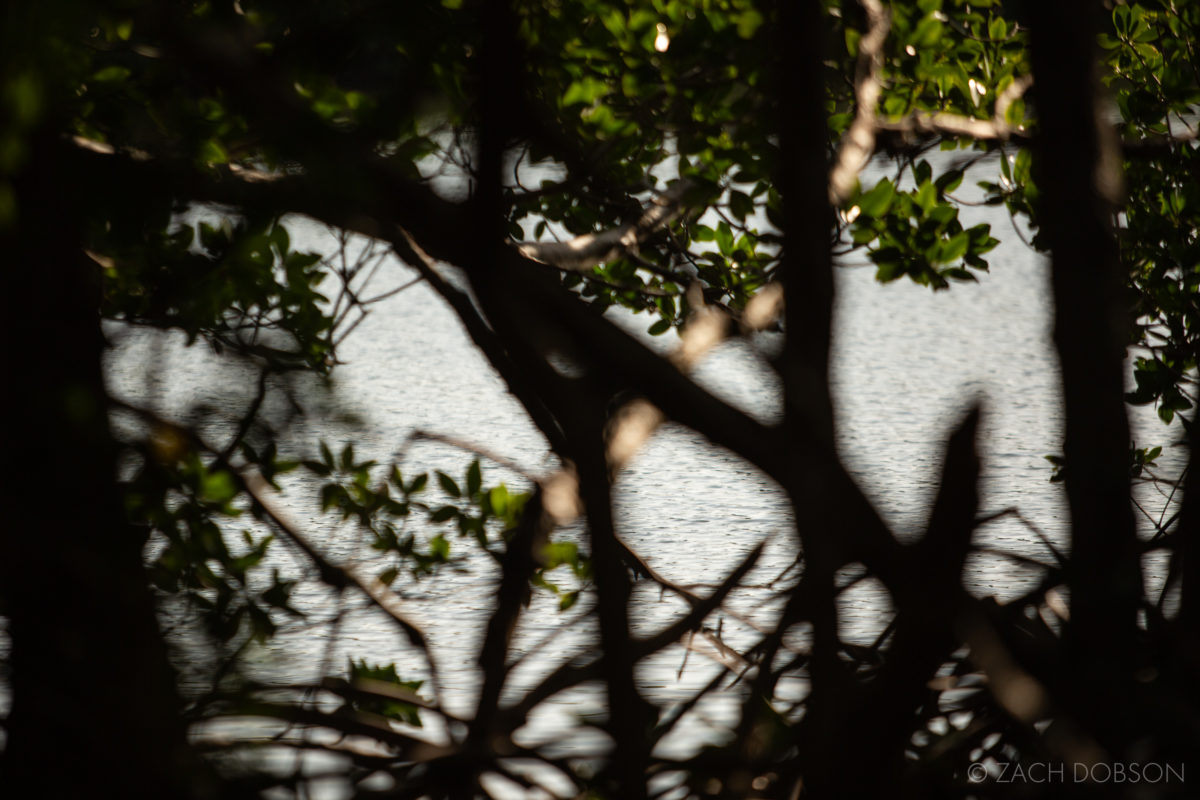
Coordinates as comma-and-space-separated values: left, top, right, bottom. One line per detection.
655, 23, 670, 53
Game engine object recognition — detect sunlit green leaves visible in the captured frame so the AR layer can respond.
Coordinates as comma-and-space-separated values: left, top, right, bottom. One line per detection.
562, 77, 611, 107
854, 179, 896, 219
199, 469, 237, 505
876, 1, 1029, 120
849, 163, 997, 288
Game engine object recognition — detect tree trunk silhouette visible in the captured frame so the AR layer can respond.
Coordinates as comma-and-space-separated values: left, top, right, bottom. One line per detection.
0, 130, 207, 797
1028, 0, 1145, 756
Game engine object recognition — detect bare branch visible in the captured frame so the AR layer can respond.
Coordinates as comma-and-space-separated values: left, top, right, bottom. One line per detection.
514, 180, 696, 271
828, 0, 891, 205
877, 75, 1035, 144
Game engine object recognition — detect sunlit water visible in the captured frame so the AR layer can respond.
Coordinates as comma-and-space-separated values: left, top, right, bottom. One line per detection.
89, 155, 1188, 795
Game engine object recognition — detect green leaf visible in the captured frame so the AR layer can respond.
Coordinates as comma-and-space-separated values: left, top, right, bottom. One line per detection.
92, 65, 132, 83
430, 505, 458, 523
542, 540, 579, 569
344, 659, 423, 727
487, 485, 509, 518
437, 471, 461, 497
198, 139, 228, 165
1113, 5, 1131, 37
1004, 98, 1026, 127
200, 471, 237, 504
430, 534, 450, 560
940, 267, 977, 282
269, 223, 291, 256
563, 77, 609, 107
320, 484, 342, 512
736, 9, 764, 39
941, 231, 970, 263
648, 318, 671, 336
466, 460, 481, 497
912, 16, 944, 47
715, 221, 734, 254
935, 169, 964, 195
856, 179, 896, 217
914, 181, 937, 213
729, 190, 754, 221
845, 27, 862, 57
913, 160, 933, 186
1012, 148, 1032, 182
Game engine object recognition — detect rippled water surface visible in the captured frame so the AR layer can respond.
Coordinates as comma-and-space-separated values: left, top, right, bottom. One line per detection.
98, 159, 1184, 793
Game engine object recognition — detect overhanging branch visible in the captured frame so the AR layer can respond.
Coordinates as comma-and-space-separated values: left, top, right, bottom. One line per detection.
513, 179, 697, 271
